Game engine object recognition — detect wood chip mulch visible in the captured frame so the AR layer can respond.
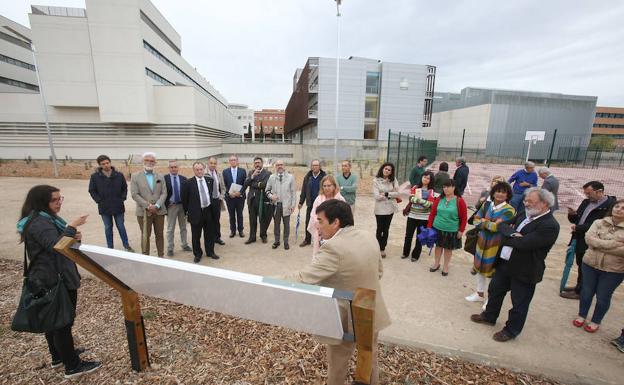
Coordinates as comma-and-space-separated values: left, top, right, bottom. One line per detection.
0, 259, 565, 385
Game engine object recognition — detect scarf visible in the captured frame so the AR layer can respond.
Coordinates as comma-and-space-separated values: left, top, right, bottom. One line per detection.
17, 211, 67, 234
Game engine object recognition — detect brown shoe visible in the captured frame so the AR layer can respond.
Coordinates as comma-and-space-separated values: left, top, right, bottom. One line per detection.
492, 330, 514, 342
470, 314, 495, 326
299, 240, 310, 247
560, 291, 581, 300
562, 286, 576, 292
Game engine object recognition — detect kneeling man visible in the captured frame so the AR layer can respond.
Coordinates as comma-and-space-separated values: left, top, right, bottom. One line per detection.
283, 200, 391, 385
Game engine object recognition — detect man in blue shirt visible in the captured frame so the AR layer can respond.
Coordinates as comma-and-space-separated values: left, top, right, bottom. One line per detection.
508, 161, 538, 214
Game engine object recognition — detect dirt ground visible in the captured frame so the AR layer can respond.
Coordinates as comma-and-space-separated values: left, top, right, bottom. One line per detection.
0, 168, 623, 384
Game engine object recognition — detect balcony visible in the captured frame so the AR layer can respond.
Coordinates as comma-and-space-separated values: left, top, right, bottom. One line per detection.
309, 83, 319, 93
308, 109, 318, 119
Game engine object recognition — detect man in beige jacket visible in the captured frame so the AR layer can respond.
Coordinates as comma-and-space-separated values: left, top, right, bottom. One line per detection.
131, 152, 168, 257
283, 199, 391, 385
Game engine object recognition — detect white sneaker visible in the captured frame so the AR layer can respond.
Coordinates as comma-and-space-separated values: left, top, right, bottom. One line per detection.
465, 292, 485, 302
482, 299, 488, 311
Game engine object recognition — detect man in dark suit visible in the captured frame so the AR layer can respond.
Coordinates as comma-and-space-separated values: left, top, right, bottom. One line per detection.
452, 157, 469, 196
244, 156, 271, 244
223, 155, 247, 238
471, 187, 560, 342
164, 160, 192, 257
181, 161, 220, 263
206, 156, 226, 245
298, 159, 326, 247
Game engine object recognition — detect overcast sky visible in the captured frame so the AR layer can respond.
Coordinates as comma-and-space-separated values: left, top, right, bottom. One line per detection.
4, 0, 624, 110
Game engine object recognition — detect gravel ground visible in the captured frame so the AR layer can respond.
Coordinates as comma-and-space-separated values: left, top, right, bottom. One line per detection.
1, 259, 565, 385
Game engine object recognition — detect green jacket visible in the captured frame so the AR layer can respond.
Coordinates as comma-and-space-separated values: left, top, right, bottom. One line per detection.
336, 173, 358, 205
409, 166, 425, 186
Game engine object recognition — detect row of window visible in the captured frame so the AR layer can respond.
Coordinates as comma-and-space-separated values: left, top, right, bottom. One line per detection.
145, 68, 173, 86
143, 40, 226, 108
596, 112, 624, 119
254, 126, 283, 130
237, 115, 253, 120
0, 30, 31, 50
256, 116, 284, 121
593, 123, 624, 129
0, 53, 36, 71
0, 76, 38, 91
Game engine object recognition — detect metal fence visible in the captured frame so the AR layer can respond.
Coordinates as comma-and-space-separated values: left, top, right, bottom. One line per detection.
386, 130, 437, 184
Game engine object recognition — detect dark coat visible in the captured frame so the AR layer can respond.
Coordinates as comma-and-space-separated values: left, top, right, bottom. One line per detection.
452, 164, 469, 196
433, 171, 451, 194
181, 176, 215, 225
244, 168, 271, 206
541, 175, 560, 211
222, 167, 247, 200
164, 174, 188, 208
24, 214, 81, 291
299, 169, 327, 206
498, 211, 560, 285
568, 195, 617, 253
88, 167, 127, 215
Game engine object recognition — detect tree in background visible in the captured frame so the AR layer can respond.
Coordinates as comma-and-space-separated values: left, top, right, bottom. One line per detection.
589, 135, 616, 151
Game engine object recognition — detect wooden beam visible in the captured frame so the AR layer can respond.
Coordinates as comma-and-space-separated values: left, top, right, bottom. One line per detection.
54, 237, 150, 371
352, 288, 376, 385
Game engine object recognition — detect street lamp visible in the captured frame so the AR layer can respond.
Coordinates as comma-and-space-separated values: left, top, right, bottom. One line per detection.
333, 0, 341, 175
28, 39, 59, 177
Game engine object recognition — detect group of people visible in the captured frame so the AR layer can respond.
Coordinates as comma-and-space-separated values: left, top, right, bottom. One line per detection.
14, 152, 623, 382
87, 153, 361, 262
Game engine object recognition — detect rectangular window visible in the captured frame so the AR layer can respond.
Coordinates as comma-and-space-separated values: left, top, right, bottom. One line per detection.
365, 98, 378, 119
0, 53, 36, 71
145, 67, 173, 85
364, 122, 377, 139
0, 75, 39, 91
366, 72, 380, 94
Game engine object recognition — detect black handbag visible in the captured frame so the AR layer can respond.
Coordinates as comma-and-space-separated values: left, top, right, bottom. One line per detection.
11, 244, 76, 334
463, 227, 479, 256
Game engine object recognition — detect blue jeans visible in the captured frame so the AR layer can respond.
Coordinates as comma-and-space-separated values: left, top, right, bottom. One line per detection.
101, 213, 130, 249
510, 193, 525, 214
579, 263, 624, 324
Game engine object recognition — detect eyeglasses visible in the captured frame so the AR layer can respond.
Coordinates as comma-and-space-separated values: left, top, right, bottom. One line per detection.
51, 196, 64, 203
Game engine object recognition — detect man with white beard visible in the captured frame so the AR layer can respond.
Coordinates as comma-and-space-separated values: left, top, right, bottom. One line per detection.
131, 152, 168, 257
470, 187, 560, 342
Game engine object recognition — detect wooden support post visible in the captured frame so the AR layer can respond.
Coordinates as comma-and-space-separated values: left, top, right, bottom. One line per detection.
352, 288, 376, 385
54, 237, 150, 372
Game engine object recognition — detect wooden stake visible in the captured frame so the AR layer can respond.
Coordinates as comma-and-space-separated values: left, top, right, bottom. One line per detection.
352, 288, 375, 385
54, 237, 150, 371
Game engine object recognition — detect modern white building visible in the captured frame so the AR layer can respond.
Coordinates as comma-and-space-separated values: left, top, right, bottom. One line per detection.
285, 56, 435, 161
0, 15, 38, 94
228, 103, 254, 137
0, 1, 242, 160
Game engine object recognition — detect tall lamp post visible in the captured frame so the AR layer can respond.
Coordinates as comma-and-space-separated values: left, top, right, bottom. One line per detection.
27, 39, 59, 177
333, 0, 341, 175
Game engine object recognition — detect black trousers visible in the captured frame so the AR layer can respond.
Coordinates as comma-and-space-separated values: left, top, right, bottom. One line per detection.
574, 247, 587, 294
210, 198, 222, 239
375, 214, 394, 251
225, 197, 245, 233
304, 204, 313, 243
482, 261, 536, 337
248, 198, 272, 240
190, 207, 215, 257
403, 218, 427, 259
45, 289, 80, 369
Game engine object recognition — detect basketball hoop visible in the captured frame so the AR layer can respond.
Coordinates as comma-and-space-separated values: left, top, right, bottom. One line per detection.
524, 131, 546, 162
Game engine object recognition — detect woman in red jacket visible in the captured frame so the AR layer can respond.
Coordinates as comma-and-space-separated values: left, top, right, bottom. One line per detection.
427, 179, 468, 276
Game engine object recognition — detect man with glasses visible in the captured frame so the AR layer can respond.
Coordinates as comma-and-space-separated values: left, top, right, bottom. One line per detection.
265, 160, 297, 250
164, 160, 192, 257
561, 181, 617, 299
298, 159, 326, 247
223, 155, 247, 238
131, 152, 167, 257
244, 157, 272, 244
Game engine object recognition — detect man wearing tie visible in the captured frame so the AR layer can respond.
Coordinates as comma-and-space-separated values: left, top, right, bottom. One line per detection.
244, 156, 272, 244
470, 187, 560, 342
164, 160, 192, 257
207, 157, 226, 245
265, 159, 297, 250
223, 155, 247, 238
182, 161, 219, 263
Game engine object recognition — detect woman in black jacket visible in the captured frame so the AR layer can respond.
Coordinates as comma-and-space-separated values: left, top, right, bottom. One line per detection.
16, 185, 101, 378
